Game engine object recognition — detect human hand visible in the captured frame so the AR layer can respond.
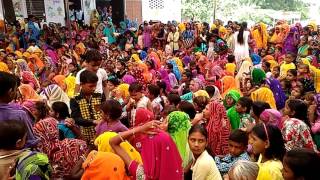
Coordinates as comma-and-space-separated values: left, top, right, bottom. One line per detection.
139, 120, 161, 135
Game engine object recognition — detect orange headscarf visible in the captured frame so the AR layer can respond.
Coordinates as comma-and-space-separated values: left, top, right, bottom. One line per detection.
52, 75, 66, 91
28, 54, 44, 73
82, 150, 130, 180
0, 62, 9, 73
139, 63, 152, 83
18, 84, 41, 101
221, 76, 241, 97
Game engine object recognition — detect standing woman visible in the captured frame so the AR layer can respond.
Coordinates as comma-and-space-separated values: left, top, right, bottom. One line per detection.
167, 25, 180, 54
186, 124, 222, 180
233, 22, 250, 69
203, 100, 231, 156
182, 23, 194, 50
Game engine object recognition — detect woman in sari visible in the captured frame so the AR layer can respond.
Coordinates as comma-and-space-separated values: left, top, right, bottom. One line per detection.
40, 84, 70, 109
224, 90, 241, 130
221, 76, 240, 98
27, 54, 44, 76
252, 23, 268, 50
297, 36, 309, 58
18, 84, 41, 102
166, 111, 192, 168
82, 150, 130, 180
235, 59, 253, 89
33, 118, 87, 178
110, 120, 183, 180
265, 77, 286, 110
52, 75, 66, 91
203, 100, 231, 156
21, 71, 40, 90
283, 27, 299, 54
94, 131, 142, 164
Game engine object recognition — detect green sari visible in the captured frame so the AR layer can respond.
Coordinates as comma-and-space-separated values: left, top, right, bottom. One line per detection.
225, 90, 241, 130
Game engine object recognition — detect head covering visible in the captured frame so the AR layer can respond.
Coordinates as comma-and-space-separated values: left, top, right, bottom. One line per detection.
21, 71, 40, 90
116, 83, 130, 99
182, 55, 191, 66
139, 131, 183, 180
0, 62, 9, 72
52, 75, 66, 89
16, 59, 31, 72
18, 84, 41, 101
82, 150, 130, 180
251, 68, 266, 85
266, 78, 286, 109
94, 132, 142, 164
251, 87, 277, 109
168, 59, 182, 81
122, 74, 136, 85
131, 54, 142, 63
235, 60, 253, 88
221, 76, 239, 97
139, 51, 147, 61
167, 111, 191, 167
40, 84, 70, 108
33, 118, 87, 178
210, 85, 223, 102
251, 53, 261, 65
194, 90, 210, 98
159, 68, 172, 92
27, 54, 44, 73
206, 101, 231, 156
225, 90, 241, 129
260, 109, 282, 128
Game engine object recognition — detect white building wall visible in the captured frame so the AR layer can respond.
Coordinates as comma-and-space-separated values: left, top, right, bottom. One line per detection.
142, 0, 181, 23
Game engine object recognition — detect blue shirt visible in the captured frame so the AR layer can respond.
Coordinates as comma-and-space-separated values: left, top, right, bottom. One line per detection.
214, 152, 250, 175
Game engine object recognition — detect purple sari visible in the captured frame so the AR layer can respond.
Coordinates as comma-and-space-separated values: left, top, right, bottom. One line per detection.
283, 27, 298, 54
266, 78, 287, 110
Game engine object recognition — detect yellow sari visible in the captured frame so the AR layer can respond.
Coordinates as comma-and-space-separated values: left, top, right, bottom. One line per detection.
252, 22, 268, 49
251, 87, 277, 109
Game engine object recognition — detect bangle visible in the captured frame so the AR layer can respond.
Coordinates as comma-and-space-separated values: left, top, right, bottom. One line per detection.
119, 134, 124, 142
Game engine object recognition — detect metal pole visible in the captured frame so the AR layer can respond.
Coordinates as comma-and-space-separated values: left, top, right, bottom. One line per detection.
213, 0, 217, 20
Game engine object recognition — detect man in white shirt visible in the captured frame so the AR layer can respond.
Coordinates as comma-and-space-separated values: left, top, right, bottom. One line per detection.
75, 49, 108, 95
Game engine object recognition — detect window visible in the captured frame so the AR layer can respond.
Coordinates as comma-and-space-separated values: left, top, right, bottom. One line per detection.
149, 0, 164, 9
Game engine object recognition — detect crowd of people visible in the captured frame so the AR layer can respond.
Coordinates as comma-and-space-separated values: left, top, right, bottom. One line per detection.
1, 11, 320, 180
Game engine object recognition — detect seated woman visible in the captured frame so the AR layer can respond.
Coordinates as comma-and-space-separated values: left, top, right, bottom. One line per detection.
186, 124, 222, 180
110, 120, 184, 180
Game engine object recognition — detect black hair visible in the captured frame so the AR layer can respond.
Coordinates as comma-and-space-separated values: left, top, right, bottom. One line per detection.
166, 63, 173, 70
100, 99, 122, 120
238, 97, 253, 114
229, 129, 248, 146
0, 119, 27, 150
147, 84, 160, 98
286, 52, 297, 60
35, 101, 49, 120
252, 124, 285, 161
284, 148, 320, 180
263, 61, 271, 70
83, 49, 102, 63
237, 22, 247, 45
156, 81, 167, 96
179, 101, 196, 119
252, 101, 271, 118
167, 93, 181, 106
188, 124, 208, 139
287, 99, 310, 127
51, 101, 70, 119
227, 54, 235, 63
129, 82, 143, 93
107, 76, 120, 86
183, 70, 192, 81
287, 69, 297, 77
80, 70, 98, 84
205, 86, 216, 98
0, 71, 19, 97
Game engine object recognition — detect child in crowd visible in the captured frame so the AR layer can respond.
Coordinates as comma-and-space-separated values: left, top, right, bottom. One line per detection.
286, 69, 298, 89
166, 63, 178, 88
146, 84, 163, 119
95, 99, 128, 136
280, 53, 296, 80
167, 93, 181, 107
250, 124, 286, 180
215, 129, 250, 175
0, 119, 52, 179
225, 54, 236, 76
126, 82, 152, 127
51, 101, 81, 140
271, 66, 280, 79
70, 70, 104, 144
236, 97, 255, 129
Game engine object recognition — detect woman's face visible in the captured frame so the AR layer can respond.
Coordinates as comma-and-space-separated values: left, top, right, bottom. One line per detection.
225, 96, 235, 107
286, 72, 295, 81
106, 81, 116, 91
249, 132, 267, 155
283, 102, 294, 117
203, 104, 210, 119
188, 131, 207, 157
189, 80, 199, 92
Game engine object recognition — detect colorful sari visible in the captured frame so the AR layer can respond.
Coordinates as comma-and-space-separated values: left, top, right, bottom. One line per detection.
225, 90, 241, 130
251, 87, 277, 109
52, 75, 66, 90
128, 131, 183, 180
221, 76, 240, 98
0, 61, 9, 72
82, 150, 130, 180
40, 84, 70, 108
259, 109, 282, 128
251, 68, 266, 85
252, 23, 268, 49
94, 131, 142, 164
206, 101, 231, 156
33, 118, 87, 178
18, 84, 41, 101
266, 78, 286, 110
167, 111, 191, 168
